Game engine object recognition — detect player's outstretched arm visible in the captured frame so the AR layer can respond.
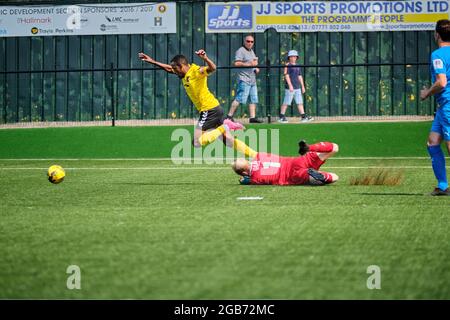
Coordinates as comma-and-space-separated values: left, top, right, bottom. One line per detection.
138, 52, 174, 74
195, 49, 216, 75
420, 73, 447, 100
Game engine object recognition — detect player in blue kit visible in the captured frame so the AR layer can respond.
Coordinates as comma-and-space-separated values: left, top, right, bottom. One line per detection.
420, 19, 450, 196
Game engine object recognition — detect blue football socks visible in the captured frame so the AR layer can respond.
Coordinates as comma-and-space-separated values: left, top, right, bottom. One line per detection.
427, 144, 448, 191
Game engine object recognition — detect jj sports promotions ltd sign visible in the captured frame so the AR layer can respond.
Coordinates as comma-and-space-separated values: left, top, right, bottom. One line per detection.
205, 1, 450, 33
0, 2, 176, 37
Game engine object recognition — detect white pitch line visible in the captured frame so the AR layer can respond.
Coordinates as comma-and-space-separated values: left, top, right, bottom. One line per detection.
0, 157, 446, 161
0, 166, 435, 170
326, 166, 432, 169
237, 197, 264, 200
0, 167, 229, 170
0, 158, 185, 161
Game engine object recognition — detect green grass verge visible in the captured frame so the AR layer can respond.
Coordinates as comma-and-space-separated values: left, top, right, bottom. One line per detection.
0, 158, 449, 299
0, 121, 434, 158
1, 122, 449, 299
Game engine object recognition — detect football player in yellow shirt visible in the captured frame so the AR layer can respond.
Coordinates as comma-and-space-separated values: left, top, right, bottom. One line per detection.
138, 49, 256, 158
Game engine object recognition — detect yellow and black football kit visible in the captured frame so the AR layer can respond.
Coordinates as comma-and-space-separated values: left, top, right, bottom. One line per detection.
182, 64, 219, 113
182, 64, 224, 132
181, 63, 256, 158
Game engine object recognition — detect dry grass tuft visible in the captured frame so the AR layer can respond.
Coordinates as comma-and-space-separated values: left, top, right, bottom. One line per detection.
349, 168, 404, 186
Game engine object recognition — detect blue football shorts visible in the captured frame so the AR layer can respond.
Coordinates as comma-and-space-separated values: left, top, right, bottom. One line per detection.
430, 104, 450, 141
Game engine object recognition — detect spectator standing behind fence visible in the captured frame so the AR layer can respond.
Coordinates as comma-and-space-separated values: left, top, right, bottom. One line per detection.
226, 35, 263, 123
278, 50, 313, 123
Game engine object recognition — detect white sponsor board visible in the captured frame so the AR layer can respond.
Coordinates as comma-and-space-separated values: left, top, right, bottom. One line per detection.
0, 2, 176, 37
206, 1, 450, 33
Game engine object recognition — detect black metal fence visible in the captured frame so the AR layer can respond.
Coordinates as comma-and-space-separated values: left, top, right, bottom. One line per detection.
0, 60, 435, 125
0, 0, 438, 124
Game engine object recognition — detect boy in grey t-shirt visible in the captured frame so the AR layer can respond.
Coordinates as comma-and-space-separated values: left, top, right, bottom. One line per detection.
227, 35, 263, 123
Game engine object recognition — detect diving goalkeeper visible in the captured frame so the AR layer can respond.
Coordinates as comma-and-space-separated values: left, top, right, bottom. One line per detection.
232, 140, 339, 186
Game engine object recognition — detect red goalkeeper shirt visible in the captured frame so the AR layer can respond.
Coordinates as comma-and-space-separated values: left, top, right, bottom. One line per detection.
249, 152, 324, 185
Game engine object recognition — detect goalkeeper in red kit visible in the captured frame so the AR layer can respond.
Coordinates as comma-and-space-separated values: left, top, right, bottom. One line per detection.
232, 140, 339, 186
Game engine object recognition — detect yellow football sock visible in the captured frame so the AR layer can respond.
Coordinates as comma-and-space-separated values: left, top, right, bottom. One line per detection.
233, 138, 257, 158
198, 125, 226, 146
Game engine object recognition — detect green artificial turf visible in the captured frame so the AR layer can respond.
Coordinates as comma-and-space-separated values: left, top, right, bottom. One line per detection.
0, 122, 449, 299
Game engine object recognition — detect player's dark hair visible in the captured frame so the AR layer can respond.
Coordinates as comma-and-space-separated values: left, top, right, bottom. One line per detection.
170, 55, 189, 66
436, 19, 450, 42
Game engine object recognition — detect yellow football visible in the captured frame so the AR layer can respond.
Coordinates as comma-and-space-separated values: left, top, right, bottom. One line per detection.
47, 165, 65, 184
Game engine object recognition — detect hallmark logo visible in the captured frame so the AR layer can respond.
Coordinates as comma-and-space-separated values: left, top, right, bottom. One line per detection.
18, 17, 52, 24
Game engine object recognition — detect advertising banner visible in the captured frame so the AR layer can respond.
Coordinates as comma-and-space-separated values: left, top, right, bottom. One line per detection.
206, 1, 450, 33
0, 2, 176, 37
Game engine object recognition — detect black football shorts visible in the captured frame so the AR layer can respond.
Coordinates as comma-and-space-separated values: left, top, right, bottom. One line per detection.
196, 106, 224, 131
